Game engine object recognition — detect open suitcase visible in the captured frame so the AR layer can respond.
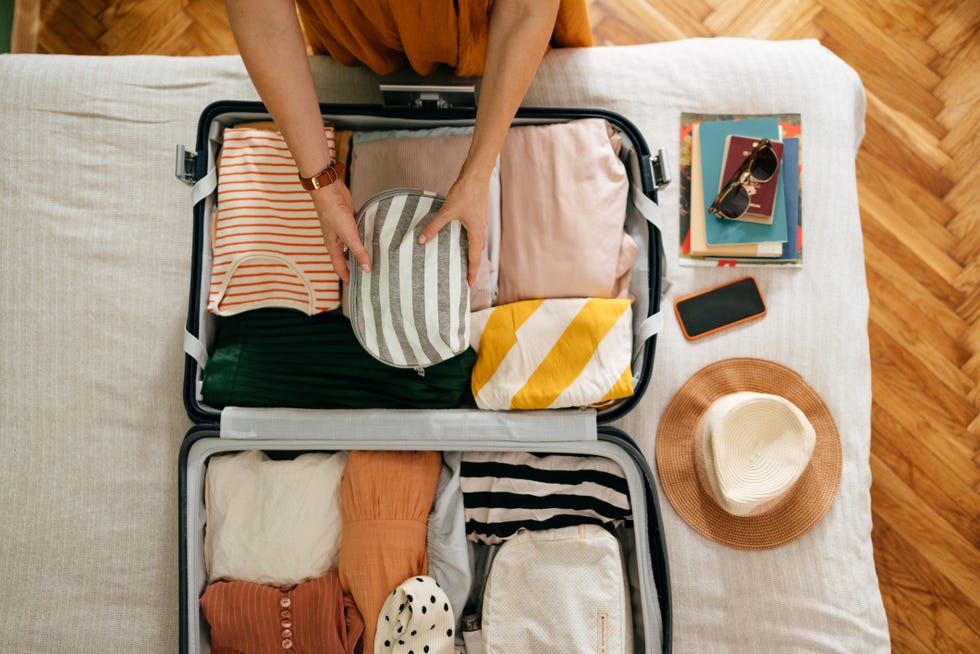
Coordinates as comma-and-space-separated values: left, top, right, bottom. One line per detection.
177, 90, 672, 654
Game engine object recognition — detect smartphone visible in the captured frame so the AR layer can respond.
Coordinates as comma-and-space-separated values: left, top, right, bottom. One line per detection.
674, 276, 766, 340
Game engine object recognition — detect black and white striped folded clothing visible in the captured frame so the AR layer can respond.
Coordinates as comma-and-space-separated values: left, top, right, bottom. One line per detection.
460, 451, 633, 545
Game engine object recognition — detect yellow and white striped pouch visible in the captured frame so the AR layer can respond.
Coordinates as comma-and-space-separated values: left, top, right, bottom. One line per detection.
469, 298, 634, 410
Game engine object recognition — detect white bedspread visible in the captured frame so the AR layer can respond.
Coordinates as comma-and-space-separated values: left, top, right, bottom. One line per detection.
0, 40, 889, 653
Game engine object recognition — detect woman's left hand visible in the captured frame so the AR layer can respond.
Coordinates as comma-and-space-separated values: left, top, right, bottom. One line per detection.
417, 172, 488, 287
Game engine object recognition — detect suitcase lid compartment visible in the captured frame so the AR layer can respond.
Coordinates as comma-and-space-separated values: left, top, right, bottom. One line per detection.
182, 101, 665, 425
178, 429, 666, 654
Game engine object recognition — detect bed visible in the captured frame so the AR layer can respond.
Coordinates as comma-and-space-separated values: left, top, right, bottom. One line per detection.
0, 39, 890, 652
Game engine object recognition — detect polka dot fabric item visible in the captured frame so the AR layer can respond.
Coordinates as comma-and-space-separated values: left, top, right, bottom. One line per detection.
375, 576, 455, 654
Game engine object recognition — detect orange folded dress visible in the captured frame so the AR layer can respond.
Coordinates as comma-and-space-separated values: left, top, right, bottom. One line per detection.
295, 0, 593, 76
338, 451, 442, 649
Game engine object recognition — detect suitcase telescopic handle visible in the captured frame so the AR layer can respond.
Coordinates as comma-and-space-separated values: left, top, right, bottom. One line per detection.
380, 84, 477, 110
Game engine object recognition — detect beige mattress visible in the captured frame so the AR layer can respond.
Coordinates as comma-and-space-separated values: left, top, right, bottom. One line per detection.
0, 39, 889, 652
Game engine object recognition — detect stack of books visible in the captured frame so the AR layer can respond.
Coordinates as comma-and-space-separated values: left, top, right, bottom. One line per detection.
679, 112, 802, 268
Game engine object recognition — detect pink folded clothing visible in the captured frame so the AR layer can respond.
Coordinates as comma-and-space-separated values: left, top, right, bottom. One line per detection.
349, 130, 496, 310
497, 119, 638, 304
200, 571, 363, 654
349, 131, 472, 210
209, 126, 341, 316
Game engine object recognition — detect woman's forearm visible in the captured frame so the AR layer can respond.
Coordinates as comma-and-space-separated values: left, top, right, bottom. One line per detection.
461, 0, 560, 182
225, 0, 332, 177
225, 0, 371, 280
419, 0, 559, 282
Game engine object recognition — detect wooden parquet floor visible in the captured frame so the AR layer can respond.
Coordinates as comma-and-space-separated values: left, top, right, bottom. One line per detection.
14, 0, 980, 651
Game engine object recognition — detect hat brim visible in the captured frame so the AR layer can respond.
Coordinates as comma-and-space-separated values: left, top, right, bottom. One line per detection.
655, 358, 842, 550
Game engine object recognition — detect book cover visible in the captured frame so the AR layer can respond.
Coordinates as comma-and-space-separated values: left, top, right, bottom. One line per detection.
717, 135, 784, 224
704, 135, 802, 265
689, 124, 782, 258
700, 119, 787, 246
678, 112, 802, 269
779, 137, 801, 261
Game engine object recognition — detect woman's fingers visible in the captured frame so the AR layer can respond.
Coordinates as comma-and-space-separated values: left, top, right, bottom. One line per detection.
420, 203, 487, 287
344, 230, 372, 274
323, 231, 350, 283
420, 177, 489, 286
325, 226, 370, 284
312, 181, 372, 283
417, 203, 453, 246
465, 227, 486, 288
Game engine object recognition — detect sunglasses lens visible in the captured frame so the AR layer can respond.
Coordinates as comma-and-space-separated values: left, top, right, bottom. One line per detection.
712, 186, 750, 219
751, 145, 779, 182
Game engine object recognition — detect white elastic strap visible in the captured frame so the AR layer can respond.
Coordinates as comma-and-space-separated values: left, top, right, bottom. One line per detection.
184, 329, 209, 369
636, 311, 665, 344
462, 630, 483, 654
631, 311, 665, 375
191, 166, 217, 206
192, 121, 224, 205
631, 184, 662, 233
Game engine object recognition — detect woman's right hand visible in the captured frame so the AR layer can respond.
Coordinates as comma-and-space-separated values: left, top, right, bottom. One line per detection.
311, 180, 371, 283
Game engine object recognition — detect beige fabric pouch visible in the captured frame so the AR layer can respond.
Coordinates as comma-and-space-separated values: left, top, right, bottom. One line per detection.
481, 525, 633, 654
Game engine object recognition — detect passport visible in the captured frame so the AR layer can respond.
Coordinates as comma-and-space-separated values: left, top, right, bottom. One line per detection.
718, 135, 784, 224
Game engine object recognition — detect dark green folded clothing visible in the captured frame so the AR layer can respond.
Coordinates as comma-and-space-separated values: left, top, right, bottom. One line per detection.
201, 309, 476, 409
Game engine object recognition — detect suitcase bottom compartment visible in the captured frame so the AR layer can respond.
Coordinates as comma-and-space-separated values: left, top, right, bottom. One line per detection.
179, 434, 664, 654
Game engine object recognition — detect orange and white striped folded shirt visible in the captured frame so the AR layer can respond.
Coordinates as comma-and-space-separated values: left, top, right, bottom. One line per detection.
208, 126, 340, 316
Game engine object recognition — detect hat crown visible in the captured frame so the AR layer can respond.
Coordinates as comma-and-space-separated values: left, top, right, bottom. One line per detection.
702, 392, 816, 516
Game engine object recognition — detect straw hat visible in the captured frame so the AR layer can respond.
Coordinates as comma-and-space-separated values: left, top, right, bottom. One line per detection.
656, 358, 841, 550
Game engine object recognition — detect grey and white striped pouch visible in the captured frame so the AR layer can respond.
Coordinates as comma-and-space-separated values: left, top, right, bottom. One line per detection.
348, 189, 470, 370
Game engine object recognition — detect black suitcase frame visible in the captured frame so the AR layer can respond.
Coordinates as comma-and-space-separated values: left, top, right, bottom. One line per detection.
177, 97, 672, 654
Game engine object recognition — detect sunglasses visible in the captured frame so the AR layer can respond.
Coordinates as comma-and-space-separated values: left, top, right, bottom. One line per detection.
708, 138, 780, 220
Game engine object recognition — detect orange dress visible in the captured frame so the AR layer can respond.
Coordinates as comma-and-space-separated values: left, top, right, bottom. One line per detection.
295, 0, 593, 76
338, 450, 442, 650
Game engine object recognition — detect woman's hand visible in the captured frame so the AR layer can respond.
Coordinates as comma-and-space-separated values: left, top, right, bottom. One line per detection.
418, 172, 489, 288
310, 180, 371, 284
